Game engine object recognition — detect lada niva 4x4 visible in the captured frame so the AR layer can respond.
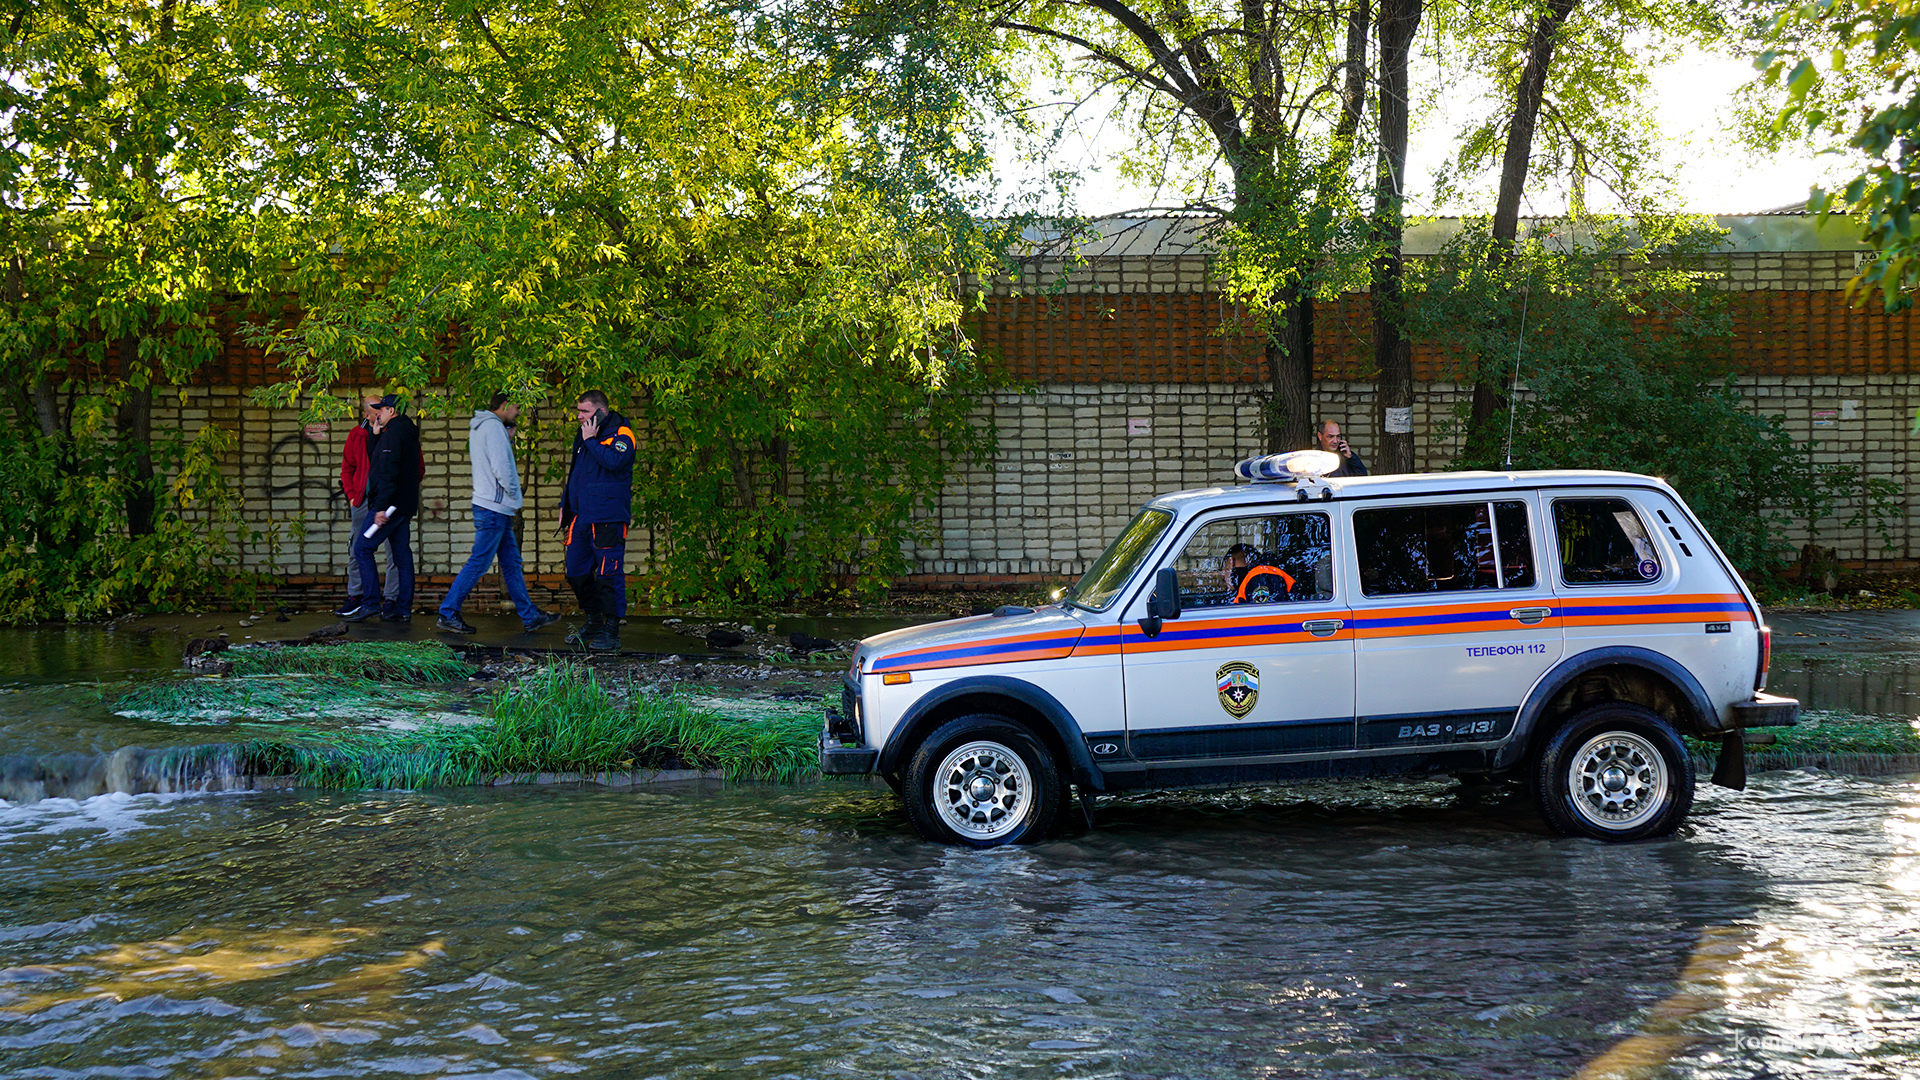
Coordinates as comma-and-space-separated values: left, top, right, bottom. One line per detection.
821, 458, 1800, 846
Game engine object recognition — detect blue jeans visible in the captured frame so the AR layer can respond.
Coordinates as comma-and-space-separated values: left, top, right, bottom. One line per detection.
351, 512, 414, 614
439, 506, 540, 622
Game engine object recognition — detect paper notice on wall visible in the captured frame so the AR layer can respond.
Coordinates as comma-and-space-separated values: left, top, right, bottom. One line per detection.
1840, 400, 1859, 420
1127, 417, 1151, 437
1384, 407, 1412, 434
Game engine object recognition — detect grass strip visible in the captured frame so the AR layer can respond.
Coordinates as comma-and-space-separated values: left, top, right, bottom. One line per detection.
236, 662, 820, 789
223, 640, 476, 682
1684, 709, 1920, 759
113, 675, 460, 725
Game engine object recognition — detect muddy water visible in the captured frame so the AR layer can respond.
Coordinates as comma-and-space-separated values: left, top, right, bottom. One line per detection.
2, 775, 1918, 1078
1, 616, 1919, 1076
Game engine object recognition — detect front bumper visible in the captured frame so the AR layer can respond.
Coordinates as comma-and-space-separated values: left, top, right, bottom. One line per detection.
819, 708, 876, 775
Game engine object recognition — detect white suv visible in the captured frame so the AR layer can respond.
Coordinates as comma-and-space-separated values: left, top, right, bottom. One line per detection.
821, 461, 1799, 846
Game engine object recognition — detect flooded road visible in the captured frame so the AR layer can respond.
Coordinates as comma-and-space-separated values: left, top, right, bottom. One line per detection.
0, 615, 1917, 1077
3, 774, 1918, 1078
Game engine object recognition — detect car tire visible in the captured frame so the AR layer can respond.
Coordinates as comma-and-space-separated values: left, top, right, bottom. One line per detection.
903, 715, 1063, 848
1534, 703, 1695, 842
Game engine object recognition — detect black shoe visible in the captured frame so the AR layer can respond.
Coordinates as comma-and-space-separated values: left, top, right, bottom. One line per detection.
586, 626, 621, 652
565, 614, 599, 646
521, 611, 560, 632
341, 603, 379, 623
436, 613, 478, 634
381, 606, 412, 623
333, 597, 365, 617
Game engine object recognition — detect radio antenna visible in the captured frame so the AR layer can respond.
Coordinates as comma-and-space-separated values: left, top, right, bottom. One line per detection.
1503, 252, 1539, 470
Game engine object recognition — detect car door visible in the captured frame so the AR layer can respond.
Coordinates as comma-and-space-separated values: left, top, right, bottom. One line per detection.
1349, 495, 1564, 750
1119, 507, 1356, 760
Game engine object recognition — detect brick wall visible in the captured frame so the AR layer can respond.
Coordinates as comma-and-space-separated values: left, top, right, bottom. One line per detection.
115, 240, 1920, 604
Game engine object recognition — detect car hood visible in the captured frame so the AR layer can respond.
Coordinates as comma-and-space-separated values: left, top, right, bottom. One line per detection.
860, 607, 1090, 674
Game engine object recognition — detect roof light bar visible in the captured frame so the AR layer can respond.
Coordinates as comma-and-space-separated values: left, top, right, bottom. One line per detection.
1234, 449, 1341, 483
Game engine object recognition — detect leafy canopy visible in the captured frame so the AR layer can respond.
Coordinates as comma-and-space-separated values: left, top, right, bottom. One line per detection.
1755, 0, 1920, 309
246, 0, 1013, 602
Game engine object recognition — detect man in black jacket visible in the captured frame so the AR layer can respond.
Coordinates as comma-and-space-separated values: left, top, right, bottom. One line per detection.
344, 394, 422, 622
1313, 420, 1369, 477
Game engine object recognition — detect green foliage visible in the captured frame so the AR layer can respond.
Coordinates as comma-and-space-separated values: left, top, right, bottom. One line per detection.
223, 641, 476, 682
235, 0, 1008, 606
1429, 0, 1727, 216
235, 663, 822, 788
1756, 0, 1920, 309
1411, 218, 1901, 573
0, 420, 257, 624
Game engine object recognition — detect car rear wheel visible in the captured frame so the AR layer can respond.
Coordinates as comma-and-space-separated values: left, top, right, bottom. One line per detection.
1535, 703, 1694, 841
903, 715, 1063, 848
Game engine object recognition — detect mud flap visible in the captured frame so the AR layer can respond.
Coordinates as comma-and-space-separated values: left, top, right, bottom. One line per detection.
1710, 732, 1747, 791
1077, 787, 1098, 831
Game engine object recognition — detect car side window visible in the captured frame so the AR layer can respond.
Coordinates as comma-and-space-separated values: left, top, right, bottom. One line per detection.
1355, 500, 1537, 596
1554, 498, 1662, 585
1169, 512, 1334, 608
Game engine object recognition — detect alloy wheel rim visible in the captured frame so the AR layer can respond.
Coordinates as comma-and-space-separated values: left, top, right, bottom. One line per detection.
1568, 730, 1668, 831
934, 740, 1033, 841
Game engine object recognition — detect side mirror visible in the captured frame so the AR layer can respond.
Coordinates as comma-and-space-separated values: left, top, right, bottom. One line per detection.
1139, 566, 1182, 638
1149, 566, 1182, 619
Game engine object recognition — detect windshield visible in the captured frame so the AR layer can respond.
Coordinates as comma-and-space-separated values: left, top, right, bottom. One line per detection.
1063, 508, 1175, 612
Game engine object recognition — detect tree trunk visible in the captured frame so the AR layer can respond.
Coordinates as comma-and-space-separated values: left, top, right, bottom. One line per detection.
1468, 0, 1581, 459
117, 330, 156, 537
1265, 283, 1313, 454
30, 379, 61, 439
1372, 0, 1422, 474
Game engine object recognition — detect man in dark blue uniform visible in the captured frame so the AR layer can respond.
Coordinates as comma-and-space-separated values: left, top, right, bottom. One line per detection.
560, 390, 635, 652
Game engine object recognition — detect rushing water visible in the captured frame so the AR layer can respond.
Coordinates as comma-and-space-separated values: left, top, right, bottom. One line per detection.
2, 775, 1919, 1078
1, 616, 1919, 1077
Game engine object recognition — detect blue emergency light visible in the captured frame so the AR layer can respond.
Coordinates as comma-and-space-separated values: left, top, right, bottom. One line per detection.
1234, 449, 1342, 482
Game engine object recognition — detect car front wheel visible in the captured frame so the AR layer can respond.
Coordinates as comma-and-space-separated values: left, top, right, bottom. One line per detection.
1534, 703, 1695, 842
903, 715, 1063, 847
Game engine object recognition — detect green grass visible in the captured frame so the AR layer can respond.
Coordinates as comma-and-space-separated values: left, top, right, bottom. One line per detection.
1687, 709, 1920, 759
233, 662, 821, 790
112, 675, 467, 727
223, 640, 476, 681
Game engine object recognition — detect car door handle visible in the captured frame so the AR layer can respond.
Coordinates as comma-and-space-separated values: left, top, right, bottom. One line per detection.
1509, 606, 1552, 625
1302, 619, 1343, 637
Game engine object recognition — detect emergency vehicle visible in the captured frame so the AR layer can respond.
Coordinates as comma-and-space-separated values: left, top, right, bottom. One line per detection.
821, 454, 1799, 846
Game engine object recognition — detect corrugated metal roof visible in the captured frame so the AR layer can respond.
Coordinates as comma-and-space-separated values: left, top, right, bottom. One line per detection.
1008, 210, 1866, 257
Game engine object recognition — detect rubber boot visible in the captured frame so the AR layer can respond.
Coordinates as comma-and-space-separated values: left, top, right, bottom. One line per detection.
566, 612, 601, 647
586, 616, 621, 653
564, 574, 600, 646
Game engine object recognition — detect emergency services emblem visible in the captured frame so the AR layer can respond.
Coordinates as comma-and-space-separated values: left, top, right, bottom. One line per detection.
1216, 661, 1259, 719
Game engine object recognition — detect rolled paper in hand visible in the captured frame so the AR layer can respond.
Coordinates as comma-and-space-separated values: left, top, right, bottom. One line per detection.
363, 506, 398, 538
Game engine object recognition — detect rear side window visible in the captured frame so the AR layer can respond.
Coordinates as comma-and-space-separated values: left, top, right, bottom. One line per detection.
1355, 500, 1536, 597
1553, 498, 1661, 585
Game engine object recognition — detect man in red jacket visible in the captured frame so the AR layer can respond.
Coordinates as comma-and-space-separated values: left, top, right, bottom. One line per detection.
336, 395, 400, 617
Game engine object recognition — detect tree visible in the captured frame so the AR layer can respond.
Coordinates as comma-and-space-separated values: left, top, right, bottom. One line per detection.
973, 1, 1376, 453
1755, 0, 1920, 309
0, 0, 273, 621
1410, 219, 1900, 572
1372, 0, 1423, 472
1431, 0, 1728, 457
245, 0, 1009, 603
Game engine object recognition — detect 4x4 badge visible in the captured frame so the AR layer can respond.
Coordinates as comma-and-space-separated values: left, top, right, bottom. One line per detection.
1216, 661, 1259, 718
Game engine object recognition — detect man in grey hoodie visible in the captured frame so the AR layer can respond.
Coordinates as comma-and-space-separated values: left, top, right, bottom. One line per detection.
435, 394, 558, 634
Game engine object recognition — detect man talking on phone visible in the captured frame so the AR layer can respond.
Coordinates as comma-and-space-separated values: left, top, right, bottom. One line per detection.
1312, 419, 1369, 477
560, 390, 635, 652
